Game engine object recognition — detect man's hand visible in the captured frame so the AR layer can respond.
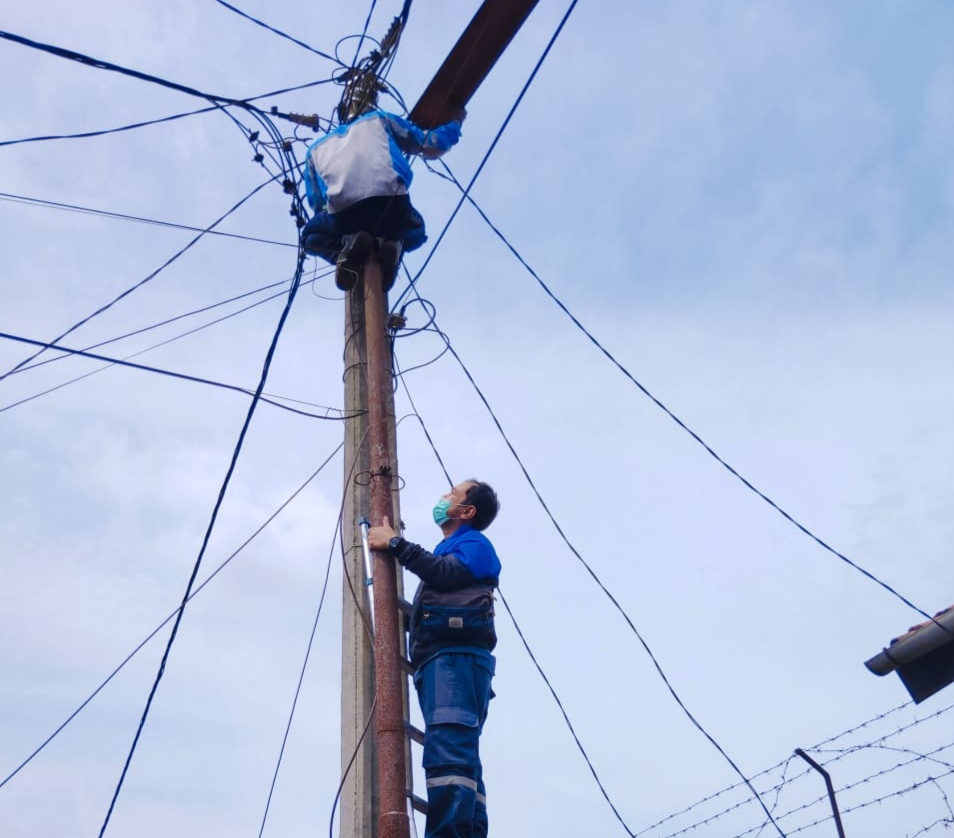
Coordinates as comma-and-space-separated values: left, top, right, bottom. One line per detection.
367, 516, 398, 550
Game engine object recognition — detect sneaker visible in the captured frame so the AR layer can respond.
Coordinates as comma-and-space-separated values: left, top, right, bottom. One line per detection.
376, 239, 402, 292
335, 231, 374, 291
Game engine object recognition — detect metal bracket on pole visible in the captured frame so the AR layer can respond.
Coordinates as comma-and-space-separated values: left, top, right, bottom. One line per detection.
794, 748, 846, 837
357, 516, 375, 632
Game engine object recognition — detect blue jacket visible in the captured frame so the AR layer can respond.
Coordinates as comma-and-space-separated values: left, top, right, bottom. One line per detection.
390, 524, 500, 669
303, 110, 462, 215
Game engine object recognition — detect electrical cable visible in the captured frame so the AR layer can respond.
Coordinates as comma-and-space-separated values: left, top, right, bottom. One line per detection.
1, 31, 306, 221
393, 358, 762, 835
0, 190, 296, 247
0, 177, 276, 383
390, 0, 581, 312
391, 296, 438, 339
9, 272, 305, 378
258, 425, 369, 835
350, 0, 381, 69
0, 270, 335, 414
329, 697, 377, 838
210, 0, 343, 65
435, 164, 939, 627
96, 248, 306, 834
0, 444, 341, 792
0, 78, 335, 148
257, 484, 345, 837
404, 316, 785, 836
0, 330, 353, 422
497, 588, 638, 835
0, 30, 292, 113
392, 356, 452, 487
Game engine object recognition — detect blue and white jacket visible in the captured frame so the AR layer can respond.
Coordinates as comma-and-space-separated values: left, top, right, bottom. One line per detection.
390, 524, 500, 669
303, 110, 462, 215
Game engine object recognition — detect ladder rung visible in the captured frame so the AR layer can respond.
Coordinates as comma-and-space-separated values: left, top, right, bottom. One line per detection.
400, 656, 415, 676
410, 793, 428, 815
405, 721, 425, 746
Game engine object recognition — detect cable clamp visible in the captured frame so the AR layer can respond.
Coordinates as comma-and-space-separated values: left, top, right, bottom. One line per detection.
387, 313, 407, 332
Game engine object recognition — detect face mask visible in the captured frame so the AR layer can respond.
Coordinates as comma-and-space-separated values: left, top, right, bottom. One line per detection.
432, 496, 454, 526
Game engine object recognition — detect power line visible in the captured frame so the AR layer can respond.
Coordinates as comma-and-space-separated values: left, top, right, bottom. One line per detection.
0, 444, 342, 792
0, 191, 296, 247
10, 274, 301, 378
1, 269, 339, 413
390, 0, 581, 312
436, 322, 785, 835
0, 29, 290, 112
392, 366, 630, 831
391, 311, 784, 836
497, 589, 638, 835
259, 424, 373, 836
257, 478, 343, 837
0, 330, 351, 422
0, 178, 276, 382
1, 32, 303, 222
211, 0, 343, 65
97, 249, 306, 835
392, 359, 452, 486
437, 163, 937, 627
0, 78, 334, 148
0, 104, 221, 147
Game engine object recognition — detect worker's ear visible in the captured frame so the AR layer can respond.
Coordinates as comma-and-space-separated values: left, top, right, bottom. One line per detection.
459, 503, 476, 521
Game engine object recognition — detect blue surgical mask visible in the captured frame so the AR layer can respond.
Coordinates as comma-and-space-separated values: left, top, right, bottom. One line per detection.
432, 496, 453, 525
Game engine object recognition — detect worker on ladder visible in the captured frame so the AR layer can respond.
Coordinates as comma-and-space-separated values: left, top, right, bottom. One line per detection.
369, 479, 501, 838
300, 93, 464, 292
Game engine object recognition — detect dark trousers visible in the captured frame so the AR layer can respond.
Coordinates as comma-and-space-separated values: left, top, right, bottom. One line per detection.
414, 652, 495, 837
301, 194, 426, 264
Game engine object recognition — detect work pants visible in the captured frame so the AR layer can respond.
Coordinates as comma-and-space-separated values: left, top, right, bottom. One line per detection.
414, 652, 495, 838
301, 194, 426, 264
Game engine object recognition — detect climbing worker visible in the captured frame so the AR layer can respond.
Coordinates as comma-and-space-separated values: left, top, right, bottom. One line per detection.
300, 98, 464, 292
368, 479, 501, 838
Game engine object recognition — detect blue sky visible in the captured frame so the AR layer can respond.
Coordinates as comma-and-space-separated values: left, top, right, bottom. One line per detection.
2, 2, 954, 836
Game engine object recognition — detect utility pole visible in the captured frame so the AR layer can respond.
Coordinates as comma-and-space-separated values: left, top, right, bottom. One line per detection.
340, 278, 377, 837
337, 4, 542, 834
341, 257, 409, 838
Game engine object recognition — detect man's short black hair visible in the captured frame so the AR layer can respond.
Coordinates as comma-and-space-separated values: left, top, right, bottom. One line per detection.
463, 479, 499, 532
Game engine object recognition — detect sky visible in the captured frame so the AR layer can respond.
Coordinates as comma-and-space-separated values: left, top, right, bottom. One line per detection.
2, 1, 954, 836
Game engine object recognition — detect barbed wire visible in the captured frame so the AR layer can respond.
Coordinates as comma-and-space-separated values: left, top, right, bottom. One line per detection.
634, 700, 954, 838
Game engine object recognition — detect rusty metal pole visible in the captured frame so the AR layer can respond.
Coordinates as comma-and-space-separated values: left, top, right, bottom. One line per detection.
362, 257, 411, 838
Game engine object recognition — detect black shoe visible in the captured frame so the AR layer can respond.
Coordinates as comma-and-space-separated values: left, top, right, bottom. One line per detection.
376, 239, 402, 292
335, 231, 374, 291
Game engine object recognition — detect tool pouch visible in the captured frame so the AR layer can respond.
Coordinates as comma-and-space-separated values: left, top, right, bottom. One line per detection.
418, 585, 497, 651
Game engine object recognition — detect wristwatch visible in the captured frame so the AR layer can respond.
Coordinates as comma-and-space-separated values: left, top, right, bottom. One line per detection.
388, 535, 405, 553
